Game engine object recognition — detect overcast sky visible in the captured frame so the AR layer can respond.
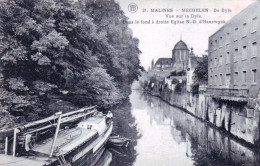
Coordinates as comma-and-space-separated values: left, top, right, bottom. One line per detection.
116, 0, 256, 70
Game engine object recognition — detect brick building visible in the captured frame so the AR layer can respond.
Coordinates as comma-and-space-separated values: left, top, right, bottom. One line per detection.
208, 1, 260, 100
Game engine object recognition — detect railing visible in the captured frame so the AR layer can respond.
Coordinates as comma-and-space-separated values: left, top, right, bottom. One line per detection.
199, 85, 208, 92
207, 87, 249, 98
0, 106, 97, 157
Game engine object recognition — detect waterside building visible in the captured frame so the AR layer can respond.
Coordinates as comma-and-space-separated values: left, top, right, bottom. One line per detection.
208, 1, 260, 101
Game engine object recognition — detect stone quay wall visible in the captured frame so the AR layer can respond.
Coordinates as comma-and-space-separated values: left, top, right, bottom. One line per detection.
144, 83, 260, 145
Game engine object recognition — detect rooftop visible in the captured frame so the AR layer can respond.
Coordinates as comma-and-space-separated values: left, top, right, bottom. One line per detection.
209, 1, 259, 38
155, 58, 172, 65
173, 40, 189, 51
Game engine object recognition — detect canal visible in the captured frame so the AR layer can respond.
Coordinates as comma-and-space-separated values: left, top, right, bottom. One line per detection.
104, 90, 260, 166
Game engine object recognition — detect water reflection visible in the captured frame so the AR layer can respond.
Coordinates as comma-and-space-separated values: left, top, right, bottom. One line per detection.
95, 150, 112, 166
128, 91, 260, 166
109, 99, 140, 166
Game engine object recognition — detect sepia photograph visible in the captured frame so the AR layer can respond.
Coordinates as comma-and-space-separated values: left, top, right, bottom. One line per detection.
0, 0, 259, 165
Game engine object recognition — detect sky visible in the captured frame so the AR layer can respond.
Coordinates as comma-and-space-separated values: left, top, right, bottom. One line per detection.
116, 0, 256, 70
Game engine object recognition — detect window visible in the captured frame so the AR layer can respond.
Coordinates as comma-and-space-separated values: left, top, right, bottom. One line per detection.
251, 69, 257, 83
234, 48, 238, 61
220, 37, 223, 47
215, 40, 218, 49
242, 46, 247, 60
252, 17, 258, 33
226, 74, 231, 86
235, 72, 238, 84
243, 23, 247, 37
220, 55, 223, 65
252, 42, 257, 58
210, 76, 213, 85
220, 74, 222, 85
220, 74, 224, 85
234, 28, 239, 41
226, 52, 230, 64
226, 32, 230, 45
215, 57, 217, 67
242, 71, 247, 83
215, 75, 218, 86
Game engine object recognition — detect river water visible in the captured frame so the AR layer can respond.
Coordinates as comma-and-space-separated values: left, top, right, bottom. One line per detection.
106, 90, 260, 166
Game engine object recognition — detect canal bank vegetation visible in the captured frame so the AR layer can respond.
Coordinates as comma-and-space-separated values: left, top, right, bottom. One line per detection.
0, 0, 142, 127
191, 55, 208, 94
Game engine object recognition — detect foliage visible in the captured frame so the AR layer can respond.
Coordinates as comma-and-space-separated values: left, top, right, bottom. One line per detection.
171, 78, 179, 84
174, 80, 186, 93
0, 0, 141, 122
149, 76, 158, 83
193, 55, 208, 84
191, 83, 199, 95
169, 70, 186, 77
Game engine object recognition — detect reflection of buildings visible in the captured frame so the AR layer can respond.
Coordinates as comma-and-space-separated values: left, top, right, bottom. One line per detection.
208, 1, 260, 100
170, 125, 186, 144
140, 92, 260, 165
146, 98, 171, 126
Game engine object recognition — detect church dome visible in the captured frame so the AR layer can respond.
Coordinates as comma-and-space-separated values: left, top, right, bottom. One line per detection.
173, 40, 189, 50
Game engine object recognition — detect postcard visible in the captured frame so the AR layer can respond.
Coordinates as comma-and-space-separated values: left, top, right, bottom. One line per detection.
0, 0, 259, 166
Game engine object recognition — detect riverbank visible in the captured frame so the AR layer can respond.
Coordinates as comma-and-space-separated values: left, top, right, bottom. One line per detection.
147, 90, 260, 149
111, 90, 260, 166
143, 83, 260, 147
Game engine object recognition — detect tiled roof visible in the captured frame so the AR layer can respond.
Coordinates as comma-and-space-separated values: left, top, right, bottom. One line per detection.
173, 40, 189, 50
155, 58, 172, 65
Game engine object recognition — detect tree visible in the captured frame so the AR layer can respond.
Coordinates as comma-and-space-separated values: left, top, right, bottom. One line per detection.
78, 0, 142, 97
0, 0, 142, 122
193, 55, 208, 84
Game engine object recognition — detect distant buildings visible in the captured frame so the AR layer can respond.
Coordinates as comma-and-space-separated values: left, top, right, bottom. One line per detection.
172, 40, 190, 71
153, 58, 172, 70
186, 53, 199, 92
149, 40, 200, 93
208, 1, 260, 100
152, 40, 194, 72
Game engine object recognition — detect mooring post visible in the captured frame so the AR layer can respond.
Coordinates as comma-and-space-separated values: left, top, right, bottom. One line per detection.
12, 128, 18, 156
49, 112, 62, 157
5, 137, 8, 155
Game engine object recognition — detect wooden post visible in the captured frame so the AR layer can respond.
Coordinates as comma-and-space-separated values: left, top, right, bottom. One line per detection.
49, 112, 62, 157
5, 137, 8, 155
12, 128, 17, 156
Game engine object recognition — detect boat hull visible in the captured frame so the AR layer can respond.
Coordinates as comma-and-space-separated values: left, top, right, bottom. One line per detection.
54, 122, 113, 166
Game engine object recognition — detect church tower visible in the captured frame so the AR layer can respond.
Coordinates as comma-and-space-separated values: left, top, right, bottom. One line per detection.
172, 40, 190, 71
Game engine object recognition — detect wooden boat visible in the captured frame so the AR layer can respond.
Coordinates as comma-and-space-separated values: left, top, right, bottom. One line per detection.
0, 106, 113, 166
108, 133, 131, 147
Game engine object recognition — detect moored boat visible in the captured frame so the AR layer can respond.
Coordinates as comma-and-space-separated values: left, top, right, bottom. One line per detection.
108, 133, 131, 147
0, 106, 113, 166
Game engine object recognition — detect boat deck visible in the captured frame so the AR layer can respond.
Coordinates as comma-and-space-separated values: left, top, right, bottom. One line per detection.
0, 154, 51, 166
0, 112, 110, 166
32, 127, 97, 156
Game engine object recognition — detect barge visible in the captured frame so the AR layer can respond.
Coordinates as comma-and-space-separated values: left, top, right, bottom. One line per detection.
0, 106, 113, 166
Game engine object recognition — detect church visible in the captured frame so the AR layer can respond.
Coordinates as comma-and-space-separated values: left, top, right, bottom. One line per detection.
152, 40, 195, 72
